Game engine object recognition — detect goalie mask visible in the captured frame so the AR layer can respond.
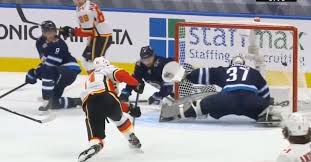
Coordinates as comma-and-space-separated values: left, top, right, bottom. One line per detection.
93, 56, 111, 70
282, 113, 311, 138
230, 55, 245, 66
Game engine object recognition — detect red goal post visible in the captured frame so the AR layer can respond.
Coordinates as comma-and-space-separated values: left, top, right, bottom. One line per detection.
174, 21, 299, 112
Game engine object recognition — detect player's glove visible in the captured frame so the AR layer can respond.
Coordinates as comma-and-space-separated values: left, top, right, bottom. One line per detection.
129, 103, 141, 118
130, 80, 145, 94
119, 92, 130, 102
25, 69, 38, 84
59, 26, 75, 38
148, 93, 162, 105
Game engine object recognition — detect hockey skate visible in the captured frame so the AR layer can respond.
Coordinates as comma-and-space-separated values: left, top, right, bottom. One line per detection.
78, 143, 103, 162
257, 114, 282, 127
257, 105, 287, 127
257, 99, 292, 127
38, 99, 53, 115
128, 133, 142, 149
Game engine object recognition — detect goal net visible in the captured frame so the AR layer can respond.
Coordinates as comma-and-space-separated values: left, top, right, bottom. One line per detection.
175, 19, 311, 113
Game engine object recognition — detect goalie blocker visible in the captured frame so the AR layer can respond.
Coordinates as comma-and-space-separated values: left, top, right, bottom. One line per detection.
162, 56, 285, 123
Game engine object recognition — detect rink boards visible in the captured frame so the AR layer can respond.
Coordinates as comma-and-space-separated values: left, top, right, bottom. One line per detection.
0, 3, 311, 88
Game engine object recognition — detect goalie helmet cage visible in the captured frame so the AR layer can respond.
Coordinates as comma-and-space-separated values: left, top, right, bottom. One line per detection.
174, 21, 300, 112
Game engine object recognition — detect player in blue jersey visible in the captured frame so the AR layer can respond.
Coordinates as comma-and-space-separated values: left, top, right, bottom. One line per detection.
162, 56, 279, 122
25, 21, 82, 113
119, 46, 174, 105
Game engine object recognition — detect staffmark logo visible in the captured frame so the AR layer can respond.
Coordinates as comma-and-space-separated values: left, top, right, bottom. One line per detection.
149, 18, 185, 58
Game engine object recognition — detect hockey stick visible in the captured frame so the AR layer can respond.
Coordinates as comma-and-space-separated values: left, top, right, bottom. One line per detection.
0, 83, 28, 99
132, 93, 140, 126
0, 106, 56, 124
16, 4, 40, 26
129, 99, 148, 104
147, 83, 175, 102
169, 91, 216, 107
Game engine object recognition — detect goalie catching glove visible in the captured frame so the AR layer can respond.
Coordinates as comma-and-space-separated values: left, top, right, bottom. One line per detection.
162, 61, 186, 83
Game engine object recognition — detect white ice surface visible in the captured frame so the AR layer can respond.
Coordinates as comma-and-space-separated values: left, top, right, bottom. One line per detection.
0, 72, 289, 162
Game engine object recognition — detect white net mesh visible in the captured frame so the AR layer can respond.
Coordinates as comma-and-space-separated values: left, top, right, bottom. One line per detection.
175, 21, 310, 112
178, 63, 217, 97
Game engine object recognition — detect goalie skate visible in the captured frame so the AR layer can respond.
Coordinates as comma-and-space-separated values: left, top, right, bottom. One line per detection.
256, 101, 290, 127
257, 115, 282, 127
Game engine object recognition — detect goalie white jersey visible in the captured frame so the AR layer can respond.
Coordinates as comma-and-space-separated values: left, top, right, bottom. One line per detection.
277, 143, 311, 162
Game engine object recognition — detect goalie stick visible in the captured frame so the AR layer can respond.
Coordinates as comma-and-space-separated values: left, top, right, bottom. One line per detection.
0, 106, 56, 124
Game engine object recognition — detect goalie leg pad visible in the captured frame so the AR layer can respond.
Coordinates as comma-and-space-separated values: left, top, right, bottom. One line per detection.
179, 105, 186, 119
192, 100, 203, 117
200, 93, 238, 119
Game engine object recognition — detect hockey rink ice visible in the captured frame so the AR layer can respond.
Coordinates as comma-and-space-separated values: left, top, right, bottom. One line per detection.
0, 72, 289, 162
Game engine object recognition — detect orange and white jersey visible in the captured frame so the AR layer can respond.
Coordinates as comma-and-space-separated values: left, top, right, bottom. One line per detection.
277, 143, 311, 162
75, 0, 112, 37
81, 65, 138, 103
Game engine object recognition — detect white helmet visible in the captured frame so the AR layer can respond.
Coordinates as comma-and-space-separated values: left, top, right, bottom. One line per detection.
282, 113, 310, 137
230, 55, 245, 66
93, 56, 110, 70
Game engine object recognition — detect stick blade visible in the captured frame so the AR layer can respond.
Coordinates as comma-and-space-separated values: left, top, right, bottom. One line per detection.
40, 113, 56, 123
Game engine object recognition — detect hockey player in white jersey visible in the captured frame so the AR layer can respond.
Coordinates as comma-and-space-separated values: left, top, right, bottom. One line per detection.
78, 57, 144, 162
60, 0, 113, 74
277, 113, 311, 162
